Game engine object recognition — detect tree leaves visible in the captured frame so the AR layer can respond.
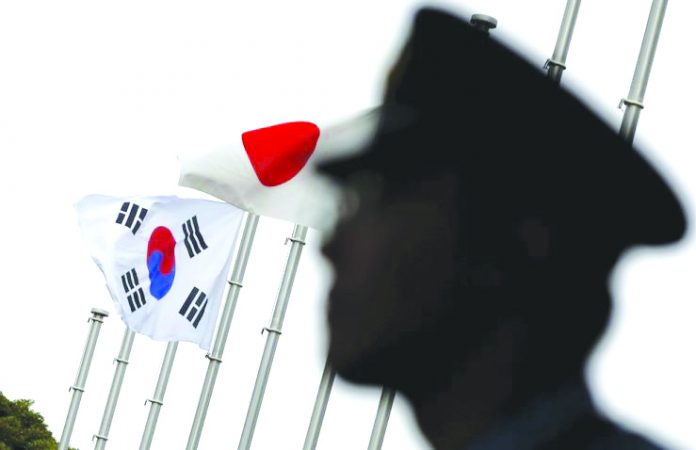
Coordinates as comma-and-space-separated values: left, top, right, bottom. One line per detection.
0, 392, 69, 450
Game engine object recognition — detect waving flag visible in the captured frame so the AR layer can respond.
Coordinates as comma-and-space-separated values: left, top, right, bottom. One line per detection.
178, 109, 379, 230
76, 195, 244, 350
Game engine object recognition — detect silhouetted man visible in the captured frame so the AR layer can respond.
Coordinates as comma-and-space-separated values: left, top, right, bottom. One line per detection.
320, 8, 685, 450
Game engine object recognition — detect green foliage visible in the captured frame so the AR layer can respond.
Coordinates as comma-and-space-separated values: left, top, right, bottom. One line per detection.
0, 391, 69, 450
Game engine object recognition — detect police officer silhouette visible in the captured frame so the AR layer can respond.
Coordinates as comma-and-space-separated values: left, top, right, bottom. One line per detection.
320, 8, 685, 450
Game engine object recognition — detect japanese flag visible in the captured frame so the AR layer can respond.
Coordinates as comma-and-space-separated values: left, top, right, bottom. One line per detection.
76, 195, 244, 350
178, 109, 378, 230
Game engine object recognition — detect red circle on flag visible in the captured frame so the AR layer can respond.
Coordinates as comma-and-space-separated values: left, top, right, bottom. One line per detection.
242, 121, 320, 187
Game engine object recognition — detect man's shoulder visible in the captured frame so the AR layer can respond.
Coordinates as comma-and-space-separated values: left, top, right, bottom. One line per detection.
467, 381, 668, 450
545, 413, 667, 450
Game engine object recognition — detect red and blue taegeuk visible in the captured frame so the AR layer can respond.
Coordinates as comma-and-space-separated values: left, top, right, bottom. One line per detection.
147, 226, 176, 299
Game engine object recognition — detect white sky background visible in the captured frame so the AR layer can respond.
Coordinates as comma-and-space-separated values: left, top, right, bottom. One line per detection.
0, 1, 694, 449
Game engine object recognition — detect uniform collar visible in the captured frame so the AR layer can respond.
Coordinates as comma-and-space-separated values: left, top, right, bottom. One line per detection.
468, 379, 595, 450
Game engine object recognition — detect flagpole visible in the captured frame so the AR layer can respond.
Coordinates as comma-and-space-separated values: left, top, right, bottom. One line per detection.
139, 341, 178, 450
619, 0, 668, 144
237, 224, 308, 450
58, 308, 109, 450
544, 0, 582, 84
302, 358, 336, 450
367, 387, 396, 450
186, 212, 259, 450
93, 327, 136, 450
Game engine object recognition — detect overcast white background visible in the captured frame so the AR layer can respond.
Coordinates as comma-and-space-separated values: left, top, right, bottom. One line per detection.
1, 1, 695, 449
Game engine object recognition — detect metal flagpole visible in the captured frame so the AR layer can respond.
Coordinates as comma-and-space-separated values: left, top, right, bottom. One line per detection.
93, 327, 136, 450
367, 387, 396, 450
619, 0, 668, 144
302, 358, 336, 450
237, 224, 308, 450
545, 0, 582, 84
139, 341, 178, 450
58, 308, 109, 450
186, 212, 259, 450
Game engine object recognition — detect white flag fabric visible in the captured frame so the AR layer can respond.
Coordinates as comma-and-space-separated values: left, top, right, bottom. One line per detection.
76, 195, 244, 350
178, 109, 378, 230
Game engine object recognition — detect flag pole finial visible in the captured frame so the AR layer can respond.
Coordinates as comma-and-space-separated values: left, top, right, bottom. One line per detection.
470, 14, 498, 34
90, 308, 110, 319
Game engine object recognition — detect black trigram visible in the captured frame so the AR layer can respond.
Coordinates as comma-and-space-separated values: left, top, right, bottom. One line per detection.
121, 268, 146, 312
116, 202, 148, 234
182, 216, 208, 258
179, 287, 208, 328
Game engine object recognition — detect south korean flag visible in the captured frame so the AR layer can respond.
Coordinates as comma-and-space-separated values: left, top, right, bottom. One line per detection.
76, 195, 244, 350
